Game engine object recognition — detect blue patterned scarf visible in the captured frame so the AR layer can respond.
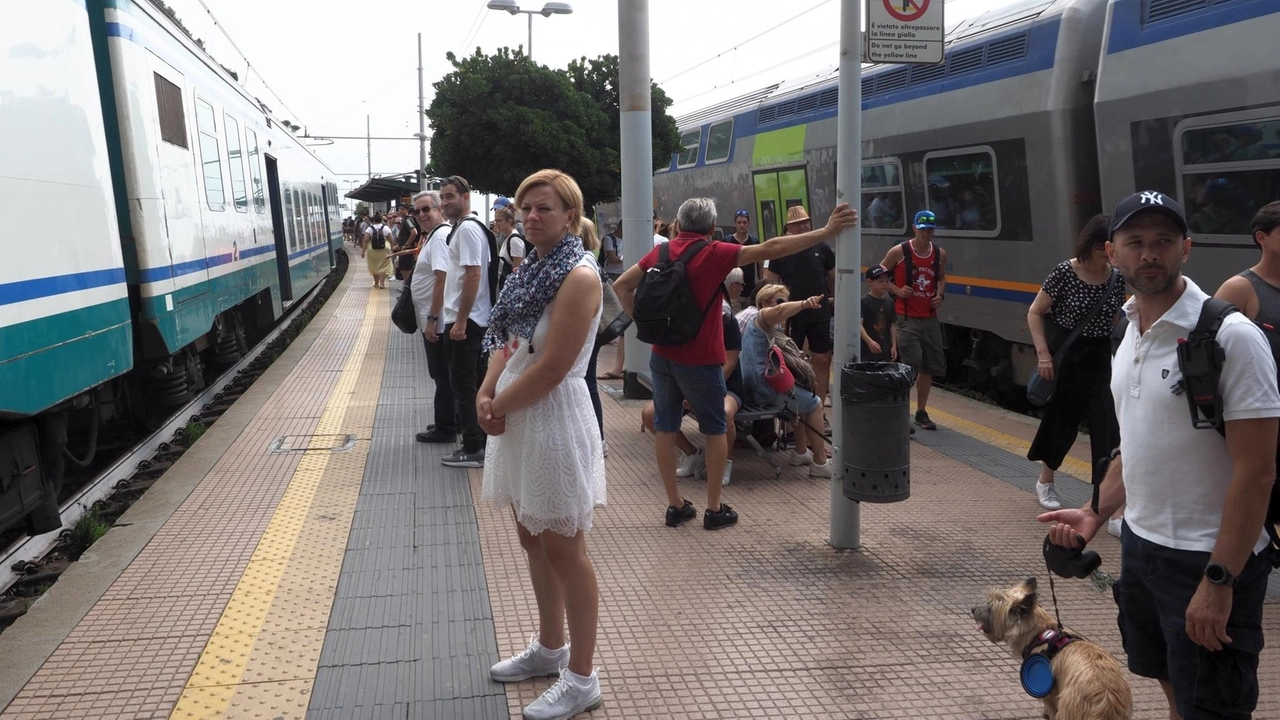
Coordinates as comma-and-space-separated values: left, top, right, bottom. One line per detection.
483, 234, 586, 352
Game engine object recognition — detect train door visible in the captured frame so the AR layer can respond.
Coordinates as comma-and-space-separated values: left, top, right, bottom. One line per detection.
265, 156, 292, 302
321, 185, 335, 267
751, 167, 810, 240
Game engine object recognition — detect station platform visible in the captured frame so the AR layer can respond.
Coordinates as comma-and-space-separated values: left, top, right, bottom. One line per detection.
0, 257, 1276, 720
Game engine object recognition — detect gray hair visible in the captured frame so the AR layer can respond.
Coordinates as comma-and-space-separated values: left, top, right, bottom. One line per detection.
412, 190, 440, 206
726, 267, 744, 285
676, 197, 717, 235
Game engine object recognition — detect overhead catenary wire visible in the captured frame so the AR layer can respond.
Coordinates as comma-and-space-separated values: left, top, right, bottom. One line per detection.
188, 0, 304, 128
658, 0, 835, 86
672, 41, 838, 109
455, 0, 491, 58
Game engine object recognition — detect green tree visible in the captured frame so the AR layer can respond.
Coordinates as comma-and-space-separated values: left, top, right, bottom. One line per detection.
426, 49, 681, 211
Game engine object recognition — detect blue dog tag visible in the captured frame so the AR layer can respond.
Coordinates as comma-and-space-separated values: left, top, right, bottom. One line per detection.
1020, 653, 1055, 698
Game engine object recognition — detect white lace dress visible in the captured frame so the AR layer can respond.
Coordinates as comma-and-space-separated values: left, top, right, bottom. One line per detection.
481, 256, 606, 536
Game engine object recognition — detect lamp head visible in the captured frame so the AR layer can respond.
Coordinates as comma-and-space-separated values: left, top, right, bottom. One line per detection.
487, 0, 521, 14
541, 1, 573, 15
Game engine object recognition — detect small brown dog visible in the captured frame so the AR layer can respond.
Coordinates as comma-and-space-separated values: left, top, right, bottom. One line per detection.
971, 578, 1133, 720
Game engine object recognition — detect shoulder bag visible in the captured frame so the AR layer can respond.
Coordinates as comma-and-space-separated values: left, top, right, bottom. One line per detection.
595, 264, 632, 348
1026, 269, 1120, 407
392, 285, 417, 335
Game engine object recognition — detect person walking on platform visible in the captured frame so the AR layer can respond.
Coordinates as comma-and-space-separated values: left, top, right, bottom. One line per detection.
612, 198, 857, 530
439, 176, 496, 468
1025, 215, 1125, 512
764, 204, 835, 408
879, 210, 948, 430
408, 191, 457, 444
1042, 191, 1279, 720
362, 212, 394, 288
478, 169, 605, 720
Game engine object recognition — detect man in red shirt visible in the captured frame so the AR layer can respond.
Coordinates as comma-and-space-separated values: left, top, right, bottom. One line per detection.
614, 198, 858, 530
878, 210, 948, 430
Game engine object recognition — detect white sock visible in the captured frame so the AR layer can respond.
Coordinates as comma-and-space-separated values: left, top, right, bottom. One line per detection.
563, 668, 594, 686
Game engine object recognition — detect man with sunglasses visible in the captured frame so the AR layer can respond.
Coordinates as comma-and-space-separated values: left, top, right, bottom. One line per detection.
728, 210, 760, 310
410, 191, 457, 445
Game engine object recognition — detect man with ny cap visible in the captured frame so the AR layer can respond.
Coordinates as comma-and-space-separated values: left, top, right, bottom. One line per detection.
1041, 190, 1278, 720
879, 210, 948, 430
764, 204, 836, 406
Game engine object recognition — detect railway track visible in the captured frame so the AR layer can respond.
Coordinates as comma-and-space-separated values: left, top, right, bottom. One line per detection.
0, 255, 348, 627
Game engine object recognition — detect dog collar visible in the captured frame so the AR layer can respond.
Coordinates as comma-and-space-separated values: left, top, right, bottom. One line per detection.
1021, 628, 1079, 661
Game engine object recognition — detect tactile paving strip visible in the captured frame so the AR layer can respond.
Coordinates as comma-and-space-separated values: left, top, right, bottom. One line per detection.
170, 287, 387, 718
0, 275, 378, 720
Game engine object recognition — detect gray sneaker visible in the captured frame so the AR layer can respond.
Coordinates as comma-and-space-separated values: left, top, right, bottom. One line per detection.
522, 669, 602, 720
442, 449, 485, 468
491, 635, 569, 683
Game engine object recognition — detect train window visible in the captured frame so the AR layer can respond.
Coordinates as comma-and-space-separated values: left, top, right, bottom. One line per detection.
154, 73, 188, 149
194, 98, 225, 211
922, 147, 1000, 237
677, 129, 701, 168
1177, 115, 1280, 239
283, 186, 297, 251
246, 128, 265, 213
705, 120, 733, 164
861, 159, 905, 232
224, 114, 249, 213
293, 189, 306, 248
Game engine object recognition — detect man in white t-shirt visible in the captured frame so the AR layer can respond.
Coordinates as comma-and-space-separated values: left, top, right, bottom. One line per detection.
438, 175, 495, 468
600, 224, 624, 279
409, 190, 456, 445
1042, 191, 1279, 720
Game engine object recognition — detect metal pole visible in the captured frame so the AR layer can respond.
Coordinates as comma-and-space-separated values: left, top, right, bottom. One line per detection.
527, 12, 533, 60
618, 0, 652, 394
366, 114, 372, 181
418, 33, 427, 190
830, 0, 862, 550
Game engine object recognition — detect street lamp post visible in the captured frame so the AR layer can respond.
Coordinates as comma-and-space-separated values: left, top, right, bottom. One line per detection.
485, 1, 573, 61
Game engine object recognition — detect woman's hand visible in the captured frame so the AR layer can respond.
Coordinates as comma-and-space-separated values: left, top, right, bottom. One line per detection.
801, 295, 823, 310
478, 396, 506, 436
1036, 357, 1055, 382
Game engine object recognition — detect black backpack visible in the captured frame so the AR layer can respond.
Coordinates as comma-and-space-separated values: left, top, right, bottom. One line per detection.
446, 217, 500, 306
633, 240, 722, 346
498, 232, 526, 289
369, 224, 387, 250
1176, 297, 1280, 563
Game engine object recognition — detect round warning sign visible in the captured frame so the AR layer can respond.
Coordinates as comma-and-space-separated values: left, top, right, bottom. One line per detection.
884, 0, 929, 22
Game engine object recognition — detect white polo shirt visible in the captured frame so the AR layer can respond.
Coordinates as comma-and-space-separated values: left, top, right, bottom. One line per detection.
1112, 277, 1280, 554
410, 223, 451, 333
443, 219, 493, 328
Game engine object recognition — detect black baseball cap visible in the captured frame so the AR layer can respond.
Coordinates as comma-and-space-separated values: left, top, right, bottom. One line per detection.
1109, 190, 1189, 238
866, 265, 889, 281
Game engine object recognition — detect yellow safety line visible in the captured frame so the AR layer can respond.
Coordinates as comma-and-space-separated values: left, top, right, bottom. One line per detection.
920, 405, 1094, 482
170, 288, 382, 719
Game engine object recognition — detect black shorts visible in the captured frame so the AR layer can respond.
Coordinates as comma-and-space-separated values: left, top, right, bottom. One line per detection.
1114, 523, 1273, 719
787, 309, 833, 355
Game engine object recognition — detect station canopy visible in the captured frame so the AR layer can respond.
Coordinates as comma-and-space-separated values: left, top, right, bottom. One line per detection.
344, 175, 421, 203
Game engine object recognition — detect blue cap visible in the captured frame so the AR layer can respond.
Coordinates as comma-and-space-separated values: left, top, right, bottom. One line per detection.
914, 210, 937, 229
492, 196, 511, 209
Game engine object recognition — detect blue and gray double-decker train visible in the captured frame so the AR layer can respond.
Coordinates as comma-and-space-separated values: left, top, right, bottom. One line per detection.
610, 0, 1277, 400
0, 1, 346, 534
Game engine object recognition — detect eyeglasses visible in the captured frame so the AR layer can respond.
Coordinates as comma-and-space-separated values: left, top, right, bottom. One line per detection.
415, 207, 436, 214
441, 175, 470, 194
773, 298, 787, 305
735, 210, 749, 217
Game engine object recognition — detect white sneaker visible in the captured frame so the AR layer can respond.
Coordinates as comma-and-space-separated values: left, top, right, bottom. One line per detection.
522, 669, 602, 720
1108, 517, 1123, 538
1035, 482, 1062, 510
491, 635, 569, 683
788, 449, 814, 466
676, 450, 706, 478
809, 459, 833, 479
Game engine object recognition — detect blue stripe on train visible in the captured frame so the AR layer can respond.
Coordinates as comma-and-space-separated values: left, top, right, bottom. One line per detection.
136, 244, 277, 283
0, 268, 127, 306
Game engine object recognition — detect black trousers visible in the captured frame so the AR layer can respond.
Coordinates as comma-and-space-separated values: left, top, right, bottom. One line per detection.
445, 320, 488, 454
422, 332, 457, 435
1028, 337, 1119, 485
586, 342, 604, 439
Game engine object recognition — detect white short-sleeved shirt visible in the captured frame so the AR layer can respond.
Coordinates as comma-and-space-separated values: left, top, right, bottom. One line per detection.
1112, 277, 1280, 554
498, 231, 526, 266
410, 223, 452, 333
443, 219, 493, 328
653, 234, 668, 248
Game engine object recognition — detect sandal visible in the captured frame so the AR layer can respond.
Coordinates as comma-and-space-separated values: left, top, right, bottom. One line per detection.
597, 371, 623, 380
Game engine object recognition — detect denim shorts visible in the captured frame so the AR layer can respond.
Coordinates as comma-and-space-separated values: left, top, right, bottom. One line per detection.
1114, 523, 1273, 720
650, 354, 728, 435
786, 386, 821, 417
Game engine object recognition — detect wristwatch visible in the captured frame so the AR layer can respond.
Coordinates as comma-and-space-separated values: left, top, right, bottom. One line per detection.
1204, 562, 1238, 588
427, 315, 439, 323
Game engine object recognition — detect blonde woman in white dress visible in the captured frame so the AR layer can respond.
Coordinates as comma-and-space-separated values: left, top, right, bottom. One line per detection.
478, 169, 604, 720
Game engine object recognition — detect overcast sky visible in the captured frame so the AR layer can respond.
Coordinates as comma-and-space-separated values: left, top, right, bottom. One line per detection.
160, 0, 1011, 187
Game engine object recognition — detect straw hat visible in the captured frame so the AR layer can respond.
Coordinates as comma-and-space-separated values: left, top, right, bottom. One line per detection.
784, 205, 811, 225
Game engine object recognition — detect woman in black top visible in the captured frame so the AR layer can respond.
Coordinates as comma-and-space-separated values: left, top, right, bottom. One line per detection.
1026, 215, 1126, 512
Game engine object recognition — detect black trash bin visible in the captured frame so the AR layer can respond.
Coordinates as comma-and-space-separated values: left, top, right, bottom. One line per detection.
841, 361, 916, 503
